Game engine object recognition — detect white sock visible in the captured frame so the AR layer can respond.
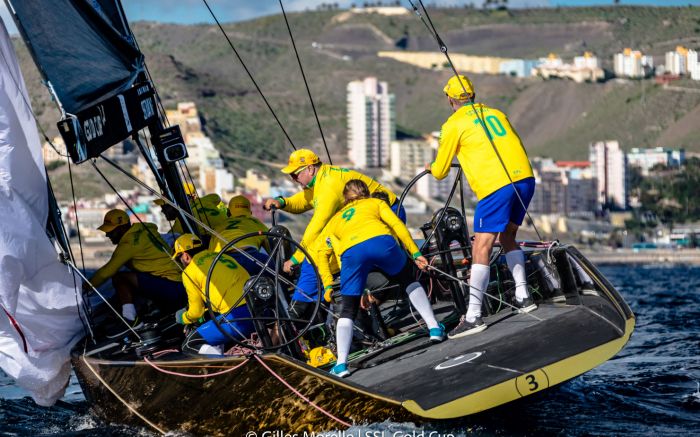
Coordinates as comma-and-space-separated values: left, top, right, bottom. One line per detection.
467, 264, 490, 322
122, 303, 136, 321
506, 250, 529, 301
336, 318, 353, 365
406, 282, 439, 329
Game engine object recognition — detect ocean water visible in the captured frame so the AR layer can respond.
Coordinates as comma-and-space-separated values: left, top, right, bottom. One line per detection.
1, 265, 698, 436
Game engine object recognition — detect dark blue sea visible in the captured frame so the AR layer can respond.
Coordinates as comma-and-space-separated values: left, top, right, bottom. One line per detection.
1, 265, 698, 436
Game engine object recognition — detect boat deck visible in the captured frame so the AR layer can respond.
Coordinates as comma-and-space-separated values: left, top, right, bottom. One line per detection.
347, 298, 624, 411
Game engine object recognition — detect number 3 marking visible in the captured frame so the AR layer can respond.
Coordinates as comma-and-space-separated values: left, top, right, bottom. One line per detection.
525, 374, 539, 391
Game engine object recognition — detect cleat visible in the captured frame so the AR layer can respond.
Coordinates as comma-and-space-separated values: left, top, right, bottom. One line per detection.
329, 363, 350, 378
429, 323, 446, 342
448, 316, 487, 339
514, 297, 538, 313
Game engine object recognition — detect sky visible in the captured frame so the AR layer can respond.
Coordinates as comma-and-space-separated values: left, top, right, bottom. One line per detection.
1, 0, 699, 34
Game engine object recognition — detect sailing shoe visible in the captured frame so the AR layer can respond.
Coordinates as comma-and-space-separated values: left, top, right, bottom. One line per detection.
105, 318, 144, 339
581, 283, 599, 296
447, 316, 487, 339
429, 323, 446, 343
514, 297, 538, 313
329, 363, 350, 378
550, 289, 567, 303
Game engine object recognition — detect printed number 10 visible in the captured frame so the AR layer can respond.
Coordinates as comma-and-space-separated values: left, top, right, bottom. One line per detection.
474, 115, 507, 137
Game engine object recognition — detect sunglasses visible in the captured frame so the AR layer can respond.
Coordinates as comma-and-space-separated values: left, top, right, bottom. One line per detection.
290, 166, 307, 181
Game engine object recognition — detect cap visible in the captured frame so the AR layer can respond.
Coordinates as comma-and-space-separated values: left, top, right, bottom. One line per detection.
172, 234, 203, 259
228, 195, 252, 216
97, 209, 130, 233
443, 75, 474, 100
281, 149, 320, 174
154, 198, 166, 206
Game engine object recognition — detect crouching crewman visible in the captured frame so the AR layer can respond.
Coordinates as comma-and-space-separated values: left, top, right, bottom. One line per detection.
173, 234, 255, 355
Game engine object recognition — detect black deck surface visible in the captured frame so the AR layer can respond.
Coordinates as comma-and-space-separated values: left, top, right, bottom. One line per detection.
348, 299, 624, 410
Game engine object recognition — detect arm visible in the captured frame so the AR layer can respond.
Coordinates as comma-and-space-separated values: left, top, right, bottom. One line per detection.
378, 202, 421, 259
180, 268, 206, 324
430, 122, 461, 180
280, 189, 314, 214
289, 193, 343, 265
89, 243, 132, 288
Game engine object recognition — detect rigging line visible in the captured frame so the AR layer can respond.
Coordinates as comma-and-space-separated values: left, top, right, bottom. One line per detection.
278, 0, 332, 164
67, 261, 143, 341
67, 157, 86, 272
96, 156, 317, 298
82, 356, 166, 435
201, 0, 297, 151
425, 264, 543, 322
410, 0, 543, 241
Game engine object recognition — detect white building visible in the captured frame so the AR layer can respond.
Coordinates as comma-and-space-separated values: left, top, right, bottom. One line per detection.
42, 136, 65, 165
613, 48, 653, 78
665, 46, 688, 76
627, 147, 685, 175
689, 49, 700, 80
347, 77, 395, 168
390, 139, 433, 179
589, 141, 627, 210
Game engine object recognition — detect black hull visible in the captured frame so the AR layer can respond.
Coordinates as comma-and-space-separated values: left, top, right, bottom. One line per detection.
73, 247, 635, 434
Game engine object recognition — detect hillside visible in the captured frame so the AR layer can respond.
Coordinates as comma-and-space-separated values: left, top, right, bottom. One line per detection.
17, 5, 700, 182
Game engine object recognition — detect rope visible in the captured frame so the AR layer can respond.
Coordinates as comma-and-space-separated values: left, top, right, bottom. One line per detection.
66, 261, 143, 341
425, 264, 543, 322
201, 0, 297, 151
252, 354, 352, 428
278, 0, 332, 164
82, 355, 166, 435
407, 0, 543, 241
143, 353, 250, 378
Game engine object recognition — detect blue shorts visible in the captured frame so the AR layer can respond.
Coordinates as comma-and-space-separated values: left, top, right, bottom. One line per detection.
473, 177, 536, 233
391, 201, 407, 223
292, 259, 321, 303
228, 248, 270, 276
196, 304, 255, 345
136, 272, 187, 312
340, 235, 408, 297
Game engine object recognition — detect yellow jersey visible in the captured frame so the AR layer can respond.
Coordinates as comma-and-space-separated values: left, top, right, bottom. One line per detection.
309, 229, 341, 290
91, 223, 181, 287
316, 198, 420, 289
180, 251, 250, 324
431, 103, 533, 200
209, 214, 269, 253
280, 164, 397, 264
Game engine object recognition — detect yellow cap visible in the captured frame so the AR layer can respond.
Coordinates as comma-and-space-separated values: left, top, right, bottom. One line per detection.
443, 75, 474, 100
281, 149, 320, 174
154, 198, 166, 206
172, 234, 202, 259
183, 182, 197, 197
97, 209, 130, 233
228, 195, 252, 216
306, 346, 337, 368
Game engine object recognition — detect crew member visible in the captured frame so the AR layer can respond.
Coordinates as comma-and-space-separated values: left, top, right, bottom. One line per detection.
84, 209, 185, 330
172, 234, 254, 355
317, 180, 445, 378
426, 75, 537, 339
154, 182, 228, 242
263, 149, 404, 275
209, 195, 270, 275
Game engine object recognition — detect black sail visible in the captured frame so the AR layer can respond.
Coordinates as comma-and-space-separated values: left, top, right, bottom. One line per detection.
7, 0, 143, 114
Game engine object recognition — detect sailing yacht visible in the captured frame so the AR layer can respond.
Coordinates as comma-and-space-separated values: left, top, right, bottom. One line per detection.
0, 1, 635, 434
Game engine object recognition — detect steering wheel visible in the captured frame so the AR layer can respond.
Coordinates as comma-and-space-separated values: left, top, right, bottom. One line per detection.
203, 230, 323, 352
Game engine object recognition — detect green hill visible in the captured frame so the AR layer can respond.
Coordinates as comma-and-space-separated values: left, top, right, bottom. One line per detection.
18, 5, 700, 183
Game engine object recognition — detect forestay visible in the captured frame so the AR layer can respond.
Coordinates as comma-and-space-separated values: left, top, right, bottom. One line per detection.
0, 19, 83, 406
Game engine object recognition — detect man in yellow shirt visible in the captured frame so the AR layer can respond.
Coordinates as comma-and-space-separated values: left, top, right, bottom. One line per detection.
427, 75, 537, 339
172, 234, 254, 355
154, 183, 228, 242
209, 195, 270, 275
84, 209, 185, 333
263, 149, 404, 294
316, 180, 443, 377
